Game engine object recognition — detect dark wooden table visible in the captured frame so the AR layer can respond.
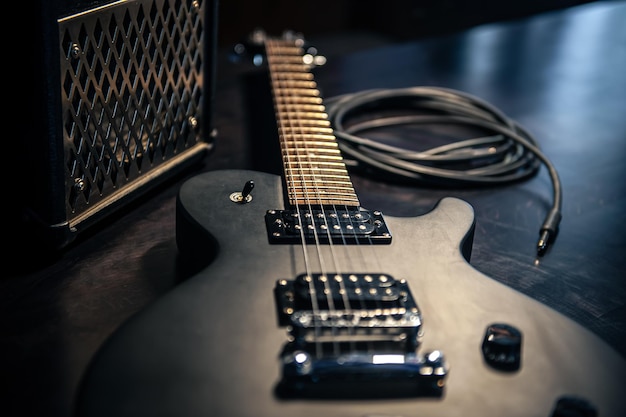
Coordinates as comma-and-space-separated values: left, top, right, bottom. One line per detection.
3, 2, 625, 416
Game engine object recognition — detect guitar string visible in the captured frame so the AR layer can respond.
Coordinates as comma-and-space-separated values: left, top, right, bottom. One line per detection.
268, 37, 429, 376
266, 40, 320, 357
268, 38, 360, 356
283, 37, 386, 355
269, 38, 401, 361
293, 60, 363, 353
268, 38, 335, 357
281, 38, 378, 355
278, 39, 347, 355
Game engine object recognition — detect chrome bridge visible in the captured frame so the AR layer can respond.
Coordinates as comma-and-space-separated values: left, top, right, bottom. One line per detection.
274, 273, 448, 398
265, 208, 392, 244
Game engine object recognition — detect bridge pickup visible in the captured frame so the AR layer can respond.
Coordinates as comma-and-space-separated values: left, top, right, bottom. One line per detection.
265, 207, 391, 244
275, 273, 422, 351
277, 346, 448, 398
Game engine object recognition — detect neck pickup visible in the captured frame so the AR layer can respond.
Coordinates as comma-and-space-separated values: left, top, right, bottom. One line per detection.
265, 207, 391, 244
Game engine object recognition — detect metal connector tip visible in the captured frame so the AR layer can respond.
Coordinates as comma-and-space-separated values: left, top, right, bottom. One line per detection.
537, 230, 551, 256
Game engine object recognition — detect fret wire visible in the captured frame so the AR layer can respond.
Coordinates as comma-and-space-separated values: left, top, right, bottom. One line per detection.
284, 158, 346, 163
273, 73, 314, 81
283, 151, 341, 156
285, 180, 355, 186
279, 127, 334, 134
271, 64, 310, 72
283, 150, 339, 155
278, 112, 328, 119
273, 81, 318, 89
285, 165, 349, 171
285, 187, 357, 194
279, 120, 331, 127
281, 134, 336, 140
285, 172, 352, 178
286, 168, 349, 177
270, 55, 304, 64
287, 192, 359, 199
284, 153, 342, 158
274, 84, 319, 90
276, 104, 326, 112
274, 97, 323, 105
274, 90, 320, 98
282, 137, 339, 144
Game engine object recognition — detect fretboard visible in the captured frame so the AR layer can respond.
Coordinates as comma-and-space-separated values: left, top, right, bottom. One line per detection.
265, 38, 360, 207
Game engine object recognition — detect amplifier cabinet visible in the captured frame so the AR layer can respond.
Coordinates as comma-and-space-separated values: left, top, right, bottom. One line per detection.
21, 0, 217, 251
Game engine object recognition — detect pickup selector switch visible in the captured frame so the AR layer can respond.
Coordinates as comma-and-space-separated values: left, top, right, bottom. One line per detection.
481, 323, 522, 371
230, 180, 254, 204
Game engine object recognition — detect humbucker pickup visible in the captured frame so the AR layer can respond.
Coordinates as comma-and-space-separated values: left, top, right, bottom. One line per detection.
275, 273, 422, 350
265, 208, 392, 244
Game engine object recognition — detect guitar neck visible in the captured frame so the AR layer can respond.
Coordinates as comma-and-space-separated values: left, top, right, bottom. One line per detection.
265, 38, 360, 208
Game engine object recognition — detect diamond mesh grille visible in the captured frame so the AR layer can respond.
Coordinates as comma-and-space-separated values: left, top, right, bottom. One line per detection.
58, 0, 205, 222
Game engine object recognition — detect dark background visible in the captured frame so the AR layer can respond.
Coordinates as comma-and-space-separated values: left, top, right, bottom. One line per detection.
216, 0, 594, 47
4, 1, 625, 417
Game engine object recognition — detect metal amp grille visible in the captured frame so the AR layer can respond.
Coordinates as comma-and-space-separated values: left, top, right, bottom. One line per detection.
58, 0, 208, 226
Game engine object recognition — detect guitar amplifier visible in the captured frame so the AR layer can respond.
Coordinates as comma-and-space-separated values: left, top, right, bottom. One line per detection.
19, 0, 218, 252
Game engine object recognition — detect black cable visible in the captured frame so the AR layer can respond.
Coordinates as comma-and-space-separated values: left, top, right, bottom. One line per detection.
325, 86, 562, 256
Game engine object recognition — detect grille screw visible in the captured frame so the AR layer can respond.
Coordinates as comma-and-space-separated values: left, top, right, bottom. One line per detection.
70, 43, 81, 59
74, 177, 86, 192
188, 116, 198, 129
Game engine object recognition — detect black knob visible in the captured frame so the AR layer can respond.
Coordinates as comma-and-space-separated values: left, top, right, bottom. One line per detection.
481, 323, 522, 371
550, 395, 597, 417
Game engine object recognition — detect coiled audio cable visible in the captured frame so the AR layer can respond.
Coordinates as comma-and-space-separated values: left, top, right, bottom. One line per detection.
325, 86, 562, 255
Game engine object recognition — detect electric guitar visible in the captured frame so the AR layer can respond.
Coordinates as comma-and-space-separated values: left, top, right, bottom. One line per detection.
75, 32, 626, 417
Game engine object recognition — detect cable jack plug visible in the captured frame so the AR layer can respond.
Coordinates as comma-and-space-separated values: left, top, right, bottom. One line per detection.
537, 209, 562, 256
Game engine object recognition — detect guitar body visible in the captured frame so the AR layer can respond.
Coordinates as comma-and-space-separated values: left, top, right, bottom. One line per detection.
75, 169, 626, 417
